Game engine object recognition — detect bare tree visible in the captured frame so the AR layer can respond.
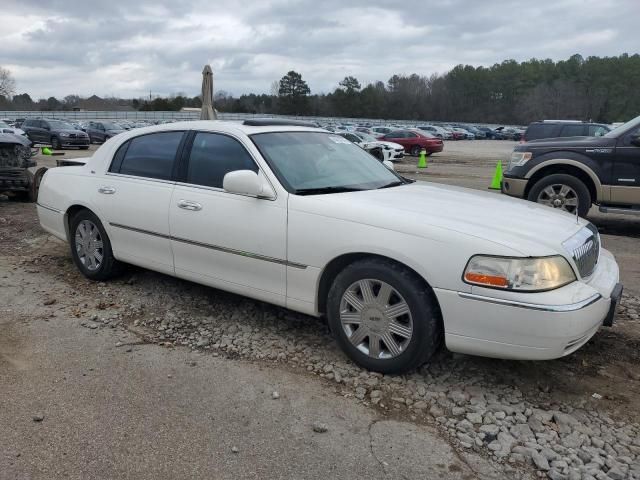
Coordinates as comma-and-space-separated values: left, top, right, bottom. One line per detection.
0, 67, 16, 98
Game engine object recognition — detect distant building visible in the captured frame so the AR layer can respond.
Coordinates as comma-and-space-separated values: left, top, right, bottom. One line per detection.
73, 95, 135, 112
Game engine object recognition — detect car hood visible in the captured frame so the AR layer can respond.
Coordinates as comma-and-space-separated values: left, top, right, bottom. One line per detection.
58, 129, 87, 135
364, 140, 404, 149
291, 181, 587, 256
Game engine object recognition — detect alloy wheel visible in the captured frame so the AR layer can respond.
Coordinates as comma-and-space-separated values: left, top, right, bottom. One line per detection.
75, 220, 104, 271
536, 184, 579, 214
339, 279, 413, 359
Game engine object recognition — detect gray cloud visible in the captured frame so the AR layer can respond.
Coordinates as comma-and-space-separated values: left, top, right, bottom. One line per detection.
0, 0, 638, 99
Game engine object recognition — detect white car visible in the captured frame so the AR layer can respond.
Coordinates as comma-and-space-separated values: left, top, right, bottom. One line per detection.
36, 120, 622, 373
338, 131, 404, 162
0, 120, 26, 137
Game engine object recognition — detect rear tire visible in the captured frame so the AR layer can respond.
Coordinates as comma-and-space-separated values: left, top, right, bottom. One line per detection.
527, 173, 591, 217
410, 145, 422, 156
327, 258, 442, 374
69, 209, 123, 281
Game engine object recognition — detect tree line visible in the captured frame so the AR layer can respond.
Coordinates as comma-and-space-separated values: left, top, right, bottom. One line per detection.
1, 54, 639, 124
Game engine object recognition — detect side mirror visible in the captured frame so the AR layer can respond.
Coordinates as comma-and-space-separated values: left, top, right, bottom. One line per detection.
223, 170, 274, 199
630, 134, 640, 147
383, 160, 395, 171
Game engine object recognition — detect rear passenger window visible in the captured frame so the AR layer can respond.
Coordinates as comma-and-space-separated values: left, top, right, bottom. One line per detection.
560, 124, 586, 137
526, 123, 557, 140
186, 132, 258, 188
115, 131, 183, 180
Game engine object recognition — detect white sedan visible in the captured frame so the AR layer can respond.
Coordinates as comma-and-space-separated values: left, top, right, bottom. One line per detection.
36, 120, 622, 373
337, 131, 404, 162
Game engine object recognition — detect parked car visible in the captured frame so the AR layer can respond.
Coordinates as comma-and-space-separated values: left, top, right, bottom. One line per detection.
36, 119, 622, 373
416, 125, 451, 140
85, 121, 125, 144
340, 131, 405, 162
379, 130, 444, 156
441, 126, 465, 140
22, 119, 90, 149
523, 120, 611, 142
503, 114, 640, 217
476, 126, 500, 139
371, 126, 395, 137
0, 120, 26, 137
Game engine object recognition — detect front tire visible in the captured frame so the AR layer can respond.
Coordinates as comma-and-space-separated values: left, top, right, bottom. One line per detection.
527, 173, 591, 217
69, 209, 122, 280
327, 258, 441, 374
51, 136, 62, 149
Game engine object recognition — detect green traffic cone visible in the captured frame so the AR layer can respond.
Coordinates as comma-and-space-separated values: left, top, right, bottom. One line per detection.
489, 161, 503, 190
41, 147, 52, 155
417, 149, 427, 168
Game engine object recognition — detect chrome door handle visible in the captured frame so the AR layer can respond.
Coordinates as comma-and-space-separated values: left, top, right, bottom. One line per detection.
98, 186, 116, 194
177, 199, 202, 211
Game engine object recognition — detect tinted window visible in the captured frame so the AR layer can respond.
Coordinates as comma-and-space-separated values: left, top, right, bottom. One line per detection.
406, 131, 418, 138
342, 133, 360, 143
560, 124, 586, 137
386, 131, 404, 139
588, 125, 609, 136
186, 132, 257, 188
526, 123, 558, 140
117, 131, 183, 180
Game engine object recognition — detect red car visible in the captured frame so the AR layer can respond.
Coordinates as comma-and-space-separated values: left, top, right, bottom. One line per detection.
380, 130, 444, 156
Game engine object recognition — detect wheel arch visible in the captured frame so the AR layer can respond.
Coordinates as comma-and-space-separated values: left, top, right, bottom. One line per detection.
64, 203, 98, 241
316, 252, 440, 318
524, 159, 602, 203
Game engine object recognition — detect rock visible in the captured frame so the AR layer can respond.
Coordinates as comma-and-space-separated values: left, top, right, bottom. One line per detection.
561, 432, 585, 449
43, 298, 57, 306
196, 337, 210, 347
532, 450, 550, 470
429, 405, 444, 418
553, 412, 579, 435
355, 387, 366, 400
466, 412, 483, 424
231, 446, 239, 454
32, 413, 44, 422
540, 448, 559, 461
272, 391, 280, 400
456, 419, 474, 432
546, 468, 567, 480
312, 422, 328, 433
529, 415, 546, 433
511, 423, 535, 441
497, 432, 517, 453
605, 468, 625, 480
479, 424, 500, 437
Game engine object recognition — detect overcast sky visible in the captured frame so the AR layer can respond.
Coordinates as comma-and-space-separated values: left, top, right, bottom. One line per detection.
1, 0, 638, 99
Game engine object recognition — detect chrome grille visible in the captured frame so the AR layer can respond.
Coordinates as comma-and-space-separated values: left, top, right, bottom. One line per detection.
563, 224, 600, 278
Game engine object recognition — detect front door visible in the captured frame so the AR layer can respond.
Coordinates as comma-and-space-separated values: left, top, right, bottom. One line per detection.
169, 131, 287, 306
97, 130, 186, 274
611, 125, 640, 205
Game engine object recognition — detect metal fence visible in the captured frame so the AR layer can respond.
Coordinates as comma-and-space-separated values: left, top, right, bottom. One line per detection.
0, 110, 515, 128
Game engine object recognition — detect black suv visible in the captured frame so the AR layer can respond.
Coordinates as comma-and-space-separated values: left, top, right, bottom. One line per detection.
523, 120, 610, 142
85, 121, 125, 143
502, 115, 640, 217
22, 118, 90, 149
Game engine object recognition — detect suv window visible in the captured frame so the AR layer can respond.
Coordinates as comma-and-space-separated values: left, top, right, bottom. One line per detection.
525, 123, 558, 140
23, 119, 36, 128
186, 132, 258, 188
589, 125, 609, 137
560, 124, 586, 137
114, 131, 184, 180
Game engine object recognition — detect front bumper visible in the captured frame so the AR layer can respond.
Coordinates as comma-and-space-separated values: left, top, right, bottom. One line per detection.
501, 175, 528, 198
60, 137, 90, 147
434, 248, 621, 360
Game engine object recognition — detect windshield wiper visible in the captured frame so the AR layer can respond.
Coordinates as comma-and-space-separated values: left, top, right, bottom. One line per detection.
294, 186, 364, 196
376, 180, 406, 189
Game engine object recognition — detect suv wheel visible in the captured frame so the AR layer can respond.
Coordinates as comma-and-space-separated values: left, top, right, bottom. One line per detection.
527, 173, 591, 217
327, 258, 441, 374
69, 209, 123, 280
51, 136, 61, 149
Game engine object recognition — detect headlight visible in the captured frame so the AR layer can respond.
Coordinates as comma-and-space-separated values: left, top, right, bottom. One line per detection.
59, 132, 70, 137
463, 255, 575, 291
509, 151, 532, 168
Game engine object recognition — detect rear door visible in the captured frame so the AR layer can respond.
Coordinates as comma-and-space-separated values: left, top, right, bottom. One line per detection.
383, 131, 407, 149
98, 130, 186, 274
559, 124, 587, 138
169, 131, 287, 305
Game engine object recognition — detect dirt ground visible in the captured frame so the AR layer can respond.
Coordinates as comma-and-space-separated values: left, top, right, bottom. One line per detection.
2, 140, 640, 479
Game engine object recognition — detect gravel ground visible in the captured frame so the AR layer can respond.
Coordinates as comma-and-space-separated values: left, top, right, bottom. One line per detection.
2, 140, 640, 479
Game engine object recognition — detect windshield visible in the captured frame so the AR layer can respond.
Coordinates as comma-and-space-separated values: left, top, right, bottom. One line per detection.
0, 121, 9, 128
605, 114, 640, 138
251, 132, 404, 194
